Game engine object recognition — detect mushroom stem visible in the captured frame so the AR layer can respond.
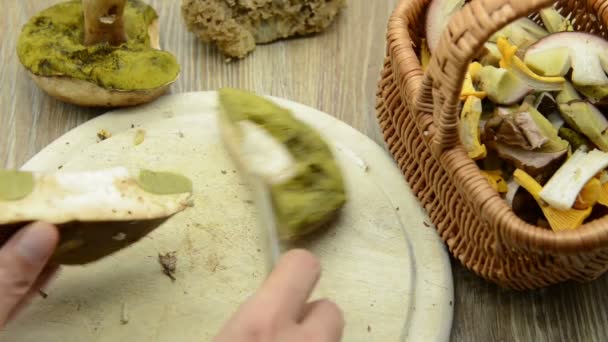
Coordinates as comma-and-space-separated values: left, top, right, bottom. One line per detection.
83, 0, 128, 46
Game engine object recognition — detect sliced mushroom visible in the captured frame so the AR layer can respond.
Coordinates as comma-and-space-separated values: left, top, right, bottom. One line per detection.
525, 32, 608, 87
218, 88, 347, 241
485, 103, 568, 176
476, 66, 532, 105
459, 96, 487, 160
425, 0, 465, 53
558, 127, 592, 152
558, 100, 608, 151
488, 142, 567, 177
556, 81, 582, 104
540, 149, 608, 210
17, 0, 180, 107
514, 168, 592, 231
0, 167, 192, 265
539, 6, 574, 33
497, 38, 566, 92
485, 111, 548, 150
489, 18, 548, 53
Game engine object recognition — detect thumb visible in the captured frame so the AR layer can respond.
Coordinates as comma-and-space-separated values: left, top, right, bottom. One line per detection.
0, 222, 58, 326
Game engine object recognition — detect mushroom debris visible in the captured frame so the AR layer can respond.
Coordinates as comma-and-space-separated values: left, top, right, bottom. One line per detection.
425, 1, 608, 231
17, 0, 180, 107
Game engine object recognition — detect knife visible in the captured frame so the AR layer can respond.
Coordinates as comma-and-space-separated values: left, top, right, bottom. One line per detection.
218, 114, 285, 274
248, 174, 282, 274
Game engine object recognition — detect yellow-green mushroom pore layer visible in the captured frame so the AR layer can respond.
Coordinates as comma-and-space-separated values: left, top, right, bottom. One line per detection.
219, 88, 347, 239
17, 0, 179, 91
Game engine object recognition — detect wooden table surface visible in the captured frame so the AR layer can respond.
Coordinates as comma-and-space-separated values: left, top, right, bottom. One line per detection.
2, 1, 608, 341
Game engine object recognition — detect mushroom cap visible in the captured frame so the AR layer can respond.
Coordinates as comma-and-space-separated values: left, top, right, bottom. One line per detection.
0, 167, 192, 265
18, 1, 179, 107
218, 88, 347, 241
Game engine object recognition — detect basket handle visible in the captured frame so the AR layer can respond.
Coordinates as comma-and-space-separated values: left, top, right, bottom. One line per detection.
415, 0, 555, 157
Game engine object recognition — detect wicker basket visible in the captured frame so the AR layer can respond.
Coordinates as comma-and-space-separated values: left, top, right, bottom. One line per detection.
376, 0, 608, 290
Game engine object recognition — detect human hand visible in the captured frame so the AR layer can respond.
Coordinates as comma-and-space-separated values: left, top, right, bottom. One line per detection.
214, 249, 344, 342
0, 222, 59, 327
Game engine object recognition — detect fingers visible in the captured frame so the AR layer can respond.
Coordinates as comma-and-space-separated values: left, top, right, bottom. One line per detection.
301, 299, 344, 342
7, 265, 60, 322
0, 222, 59, 326
254, 249, 321, 321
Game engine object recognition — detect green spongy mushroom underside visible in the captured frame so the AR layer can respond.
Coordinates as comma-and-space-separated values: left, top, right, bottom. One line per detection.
219, 88, 347, 240
17, 0, 180, 91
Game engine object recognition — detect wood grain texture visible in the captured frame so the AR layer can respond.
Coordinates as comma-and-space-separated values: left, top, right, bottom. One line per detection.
1, 1, 607, 341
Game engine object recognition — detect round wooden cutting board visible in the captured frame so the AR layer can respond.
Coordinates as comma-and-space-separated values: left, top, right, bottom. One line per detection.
0, 92, 453, 341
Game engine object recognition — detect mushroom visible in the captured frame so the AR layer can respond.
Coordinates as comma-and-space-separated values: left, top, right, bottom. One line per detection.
539, 6, 574, 34
475, 66, 532, 105
489, 18, 548, 52
473, 39, 566, 105
514, 168, 592, 231
558, 100, 608, 151
558, 127, 592, 152
17, 0, 180, 107
497, 38, 565, 92
485, 110, 549, 150
484, 103, 569, 177
480, 170, 508, 193
525, 32, 608, 87
540, 149, 608, 210
0, 167, 192, 264
425, 0, 465, 53
459, 96, 487, 160
218, 88, 347, 241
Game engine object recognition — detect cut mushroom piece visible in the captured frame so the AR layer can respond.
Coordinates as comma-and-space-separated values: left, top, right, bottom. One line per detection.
558, 127, 592, 152
17, 0, 180, 107
575, 85, 608, 105
476, 66, 532, 105
485, 111, 549, 150
485, 102, 569, 177
539, 6, 574, 33
556, 82, 582, 104
425, 0, 465, 52
497, 38, 565, 92
461, 63, 487, 100
524, 47, 571, 77
480, 170, 508, 193
514, 168, 592, 231
0, 167, 193, 265
488, 141, 567, 177
459, 96, 487, 160
218, 88, 347, 241
525, 32, 608, 87
479, 43, 503, 67
540, 149, 608, 210
489, 18, 549, 52
573, 178, 601, 210
558, 101, 608, 151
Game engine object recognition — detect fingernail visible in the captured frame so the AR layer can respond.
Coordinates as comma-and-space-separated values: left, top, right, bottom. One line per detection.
14, 222, 58, 265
